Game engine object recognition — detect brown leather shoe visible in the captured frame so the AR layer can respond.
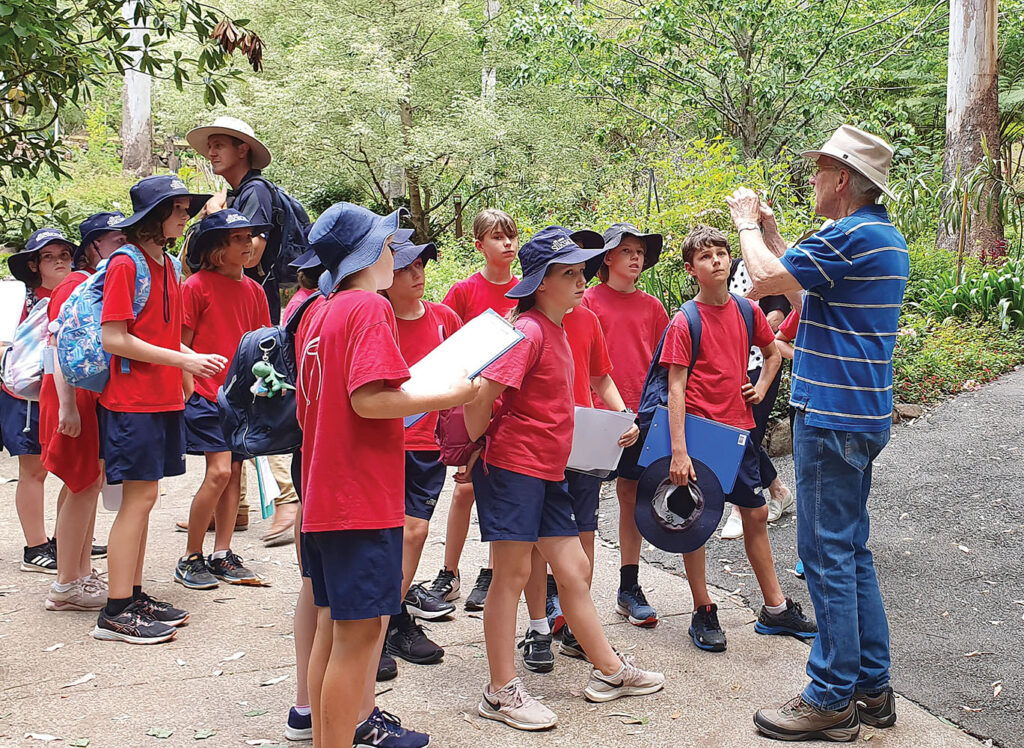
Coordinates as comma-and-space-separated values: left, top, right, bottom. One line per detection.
754, 695, 860, 742
854, 688, 896, 728
262, 503, 297, 547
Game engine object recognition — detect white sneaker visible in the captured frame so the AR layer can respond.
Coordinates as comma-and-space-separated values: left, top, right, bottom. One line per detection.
767, 487, 795, 523
478, 677, 557, 731
720, 512, 744, 540
45, 578, 106, 611
584, 655, 665, 702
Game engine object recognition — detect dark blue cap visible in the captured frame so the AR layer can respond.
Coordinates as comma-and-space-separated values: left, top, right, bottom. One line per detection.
187, 209, 272, 266
8, 228, 76, 284
602, 222, 664, 270
114, 175, 211, 230
76, 212, 126, 263
505, 225, 606, 299
310, 202, 409, 294
393, 237, 437, 271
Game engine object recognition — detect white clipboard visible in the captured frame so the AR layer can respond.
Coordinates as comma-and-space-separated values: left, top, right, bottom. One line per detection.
566, 407, 637, 478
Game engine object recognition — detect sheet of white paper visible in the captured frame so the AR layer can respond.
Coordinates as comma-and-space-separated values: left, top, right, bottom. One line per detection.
0, 281, 27, 343
402, 309, 524, 396
255, 456, 281, 504
566, 407, 637, 474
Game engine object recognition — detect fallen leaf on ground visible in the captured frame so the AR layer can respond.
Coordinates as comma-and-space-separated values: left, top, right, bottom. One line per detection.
212, 670, 223, 677
460, 712, 481, 730
604, 712, 648, 725
221, 651, 245, 662
962, 705, 983, 712
244, 710, 268, 717
964, 651, 994, 657
193, 729, 216, 739
146, 727, 173, 738
61, 673, 96, 688
69, 740, 90, 747
23, 735, 60, 742
957, 545, 971, 553
670, 711, 681, 719
260, 675, 288, 687
44, 643, 64, 652
993, 682, 1003, 698
255, 623, 275, 628
175, 659, 186, 667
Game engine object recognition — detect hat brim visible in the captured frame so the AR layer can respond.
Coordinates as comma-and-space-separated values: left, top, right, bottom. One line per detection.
289, 248, 321, 270
602, 227, 664, 270
505, 247, 607, 299
319, 208, 408, 293
8, 239, 76, 284
75, 228, 122, 263
800, 149, 894, 200
570, 229, 605, 250
635, 456, 725, 554
115, 193, 212, 230
393, 243, 437, 271
188, 221, 273, 266
186, 126, 272, 170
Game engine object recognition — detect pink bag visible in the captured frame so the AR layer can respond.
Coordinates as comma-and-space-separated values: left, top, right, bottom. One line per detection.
434, 406, 482, 467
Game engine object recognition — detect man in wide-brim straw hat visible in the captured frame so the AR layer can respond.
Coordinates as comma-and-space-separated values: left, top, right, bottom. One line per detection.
724, 124, 908, 742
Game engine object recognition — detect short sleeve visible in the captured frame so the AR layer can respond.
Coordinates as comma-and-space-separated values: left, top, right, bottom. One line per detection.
181, 277, 207, 331
589, 316, 613, 377
780, 222, 856, 291
659, 314, 691, 369
439, 305, 463, 337
441, 283, 465, 320
101, 257, 138, 324
778, 310, 800, 341
751, 304, 775, 348
235, 181, 273, 233
483, 331, 538, 391
344, 320, 410, 396
649, 300, 669, 349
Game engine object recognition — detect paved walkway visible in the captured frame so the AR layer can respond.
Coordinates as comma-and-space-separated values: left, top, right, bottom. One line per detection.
0, 451, 987, 747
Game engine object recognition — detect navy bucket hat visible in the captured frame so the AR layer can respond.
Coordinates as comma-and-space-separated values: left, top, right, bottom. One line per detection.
635, 456, 726, 554
505, 226, 607, 299
309, 202, 409, 294
602, 222, 664, 270
570, 229, 605, 249
114, 175, 211, 230
8, 228, 76, 284
75, 211, 126, 264
393, 234, 438, 271
291, 228, 415, 272
186, 209, 272, 267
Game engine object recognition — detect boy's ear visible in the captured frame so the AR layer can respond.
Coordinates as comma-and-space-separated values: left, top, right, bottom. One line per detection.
683, 261, 696, 278
474, 238, 483, 252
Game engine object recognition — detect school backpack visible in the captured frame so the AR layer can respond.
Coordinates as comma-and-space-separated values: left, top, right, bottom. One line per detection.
0, 297, 51, 401
54, 246, 181, 393
636, 294, 755, 431
217, 292, 321, 458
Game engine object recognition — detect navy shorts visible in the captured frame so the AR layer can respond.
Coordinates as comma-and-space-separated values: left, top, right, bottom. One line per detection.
405, 450, 446, 521
611, 438, 645, 482
0, 389, 40, 456
300, 528, 403, 620
566, 470, 602, 532
726, 436, 767, 509
98, 406, 186, 484
472, 462, 579, 543
184, 393, 241, 460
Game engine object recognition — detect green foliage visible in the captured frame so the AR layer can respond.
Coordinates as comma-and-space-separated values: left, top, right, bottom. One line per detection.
911, 257, 1024, 331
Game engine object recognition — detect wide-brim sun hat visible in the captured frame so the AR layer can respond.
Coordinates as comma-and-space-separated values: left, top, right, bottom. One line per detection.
310, 202, 410, 295
601, 222, 664, 270
187, 208, 272, 267
186, 116, 272, 170
506, 225, 607, 300
801, 124, 895, 200
393, 237, 438, 271
570, 229, 604, 250
8, 228, 77, 285
635, 456, 725, 554
114, 175, 211, 231
76, 211, 126, 264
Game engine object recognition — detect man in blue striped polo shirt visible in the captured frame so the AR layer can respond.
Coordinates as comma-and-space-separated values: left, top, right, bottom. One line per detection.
727, 125, 907, 742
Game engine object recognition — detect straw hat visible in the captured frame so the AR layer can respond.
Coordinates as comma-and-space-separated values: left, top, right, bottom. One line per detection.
801, 125, 894, 199
186, 117, 272, 170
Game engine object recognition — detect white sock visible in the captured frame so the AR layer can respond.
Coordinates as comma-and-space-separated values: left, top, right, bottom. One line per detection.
766, 600, 788, 615
293, 705, 311, 716
210, 549, 230, 560
528, 618, 550, 635
53, 580, 75, 592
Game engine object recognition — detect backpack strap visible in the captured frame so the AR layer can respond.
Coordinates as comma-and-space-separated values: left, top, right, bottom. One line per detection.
680, 299, 702, 377
729, 293, 756, 348
284, 291, 322, 336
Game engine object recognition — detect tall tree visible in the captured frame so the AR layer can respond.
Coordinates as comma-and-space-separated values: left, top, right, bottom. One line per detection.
121, 0, 152, 176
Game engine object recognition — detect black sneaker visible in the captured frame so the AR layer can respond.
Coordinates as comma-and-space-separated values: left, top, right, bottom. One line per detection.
689, 603, 727, 652
92, 601, 177, 644
90, 541, 107, 560
755, 598, 817, 640
546, 574, 565, 634
518, 628, 554, 673
855, 688, 896, 728
21, 542, 57, 574
134, 592, 189, 626
427, 567, 460, 602
385, 611, 444, 665
174, 552, 219, 590
404, 583, 455, 620
377, 651, 398, 681
558, 627, 589, 661
207, 551, 261, 585
465, 568, 492, 611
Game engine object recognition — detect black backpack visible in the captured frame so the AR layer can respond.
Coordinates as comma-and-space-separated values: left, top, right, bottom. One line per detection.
216, 293, 320, 458
637, 294, 755, 430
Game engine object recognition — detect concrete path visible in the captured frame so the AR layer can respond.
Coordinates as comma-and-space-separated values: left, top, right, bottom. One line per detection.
0, 449, 987, 747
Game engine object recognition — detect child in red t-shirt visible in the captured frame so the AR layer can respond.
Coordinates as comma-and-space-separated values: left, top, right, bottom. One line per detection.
92, 175, 228, 646
381, 235, 464, 668
464, 226, 663, 731
40, 214, 125, 611
295, 203, 476, 748
662, 226, 815, 653
175, 209, 273, 592
434, 209, 520, 612
580, 223, 668, 627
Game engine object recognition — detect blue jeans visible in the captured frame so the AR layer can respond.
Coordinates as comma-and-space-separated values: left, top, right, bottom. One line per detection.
792, 411, 891, 710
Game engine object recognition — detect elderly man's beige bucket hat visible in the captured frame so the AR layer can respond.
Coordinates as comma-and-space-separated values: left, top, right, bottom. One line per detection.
186, 116, 272, 170
801, 124, 894, 200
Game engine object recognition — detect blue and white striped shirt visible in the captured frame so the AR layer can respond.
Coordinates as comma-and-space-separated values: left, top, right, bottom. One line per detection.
780, 205, 908, 432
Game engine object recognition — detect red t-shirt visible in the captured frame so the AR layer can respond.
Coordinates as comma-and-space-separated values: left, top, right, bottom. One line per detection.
562, 305, 612, 408
283, 287, 315, 325
442, 271, 518, 322
99, 250, 185, 413
482, 309, 574, 482
3, 287, 53, 400
182, 270, 271, 402
779, 309, 800, 341
582, 283, 668, 411
395, 301, 463, 451
659, 298, 775, 430
296, 290, 410, 532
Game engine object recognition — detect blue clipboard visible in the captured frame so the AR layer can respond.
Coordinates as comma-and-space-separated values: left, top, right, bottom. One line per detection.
638, 406, 748, 494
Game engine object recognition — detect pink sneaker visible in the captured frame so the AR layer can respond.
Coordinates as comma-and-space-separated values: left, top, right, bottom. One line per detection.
45, 578, 107, 611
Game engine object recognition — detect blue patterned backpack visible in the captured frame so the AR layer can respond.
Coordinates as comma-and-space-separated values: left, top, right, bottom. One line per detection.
53, 245, 180, 393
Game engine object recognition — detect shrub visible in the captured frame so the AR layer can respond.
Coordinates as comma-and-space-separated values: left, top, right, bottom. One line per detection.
911, 256, 1024, 330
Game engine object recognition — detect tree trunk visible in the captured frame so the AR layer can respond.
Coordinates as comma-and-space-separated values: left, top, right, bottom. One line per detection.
121, 0, 153, 176
481, 0, 499, 97
940, 0, 1001, 253
399, 99, 429, 241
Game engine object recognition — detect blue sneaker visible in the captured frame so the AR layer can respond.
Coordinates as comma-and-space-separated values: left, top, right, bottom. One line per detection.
353, 708, 429, 747
285, 707, 312, 741
615, 584, 658, 627
795, 560, 805, 579
545, 575, 565, 634
754, 599, 817, 639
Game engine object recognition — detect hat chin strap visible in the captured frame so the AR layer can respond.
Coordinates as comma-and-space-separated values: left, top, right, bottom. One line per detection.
652, 480, 704, 532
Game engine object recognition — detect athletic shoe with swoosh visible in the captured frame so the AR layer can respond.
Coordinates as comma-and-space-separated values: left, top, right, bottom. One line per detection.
583, 655, 665, 703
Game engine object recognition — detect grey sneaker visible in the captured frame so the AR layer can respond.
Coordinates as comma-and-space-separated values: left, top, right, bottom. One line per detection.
174, 552, 219, 590
584, 655, 665, 703
754, 695, 860, 742
855, 688, 896, 728
45, 578, 106, 611
207, 551, 261, 585
518, 628, 554, 673
558, 627, 589, 662
478, 677, 557, 731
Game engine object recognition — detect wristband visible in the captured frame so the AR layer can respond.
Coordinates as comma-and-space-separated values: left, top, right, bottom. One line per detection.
737, 222, 761, 233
